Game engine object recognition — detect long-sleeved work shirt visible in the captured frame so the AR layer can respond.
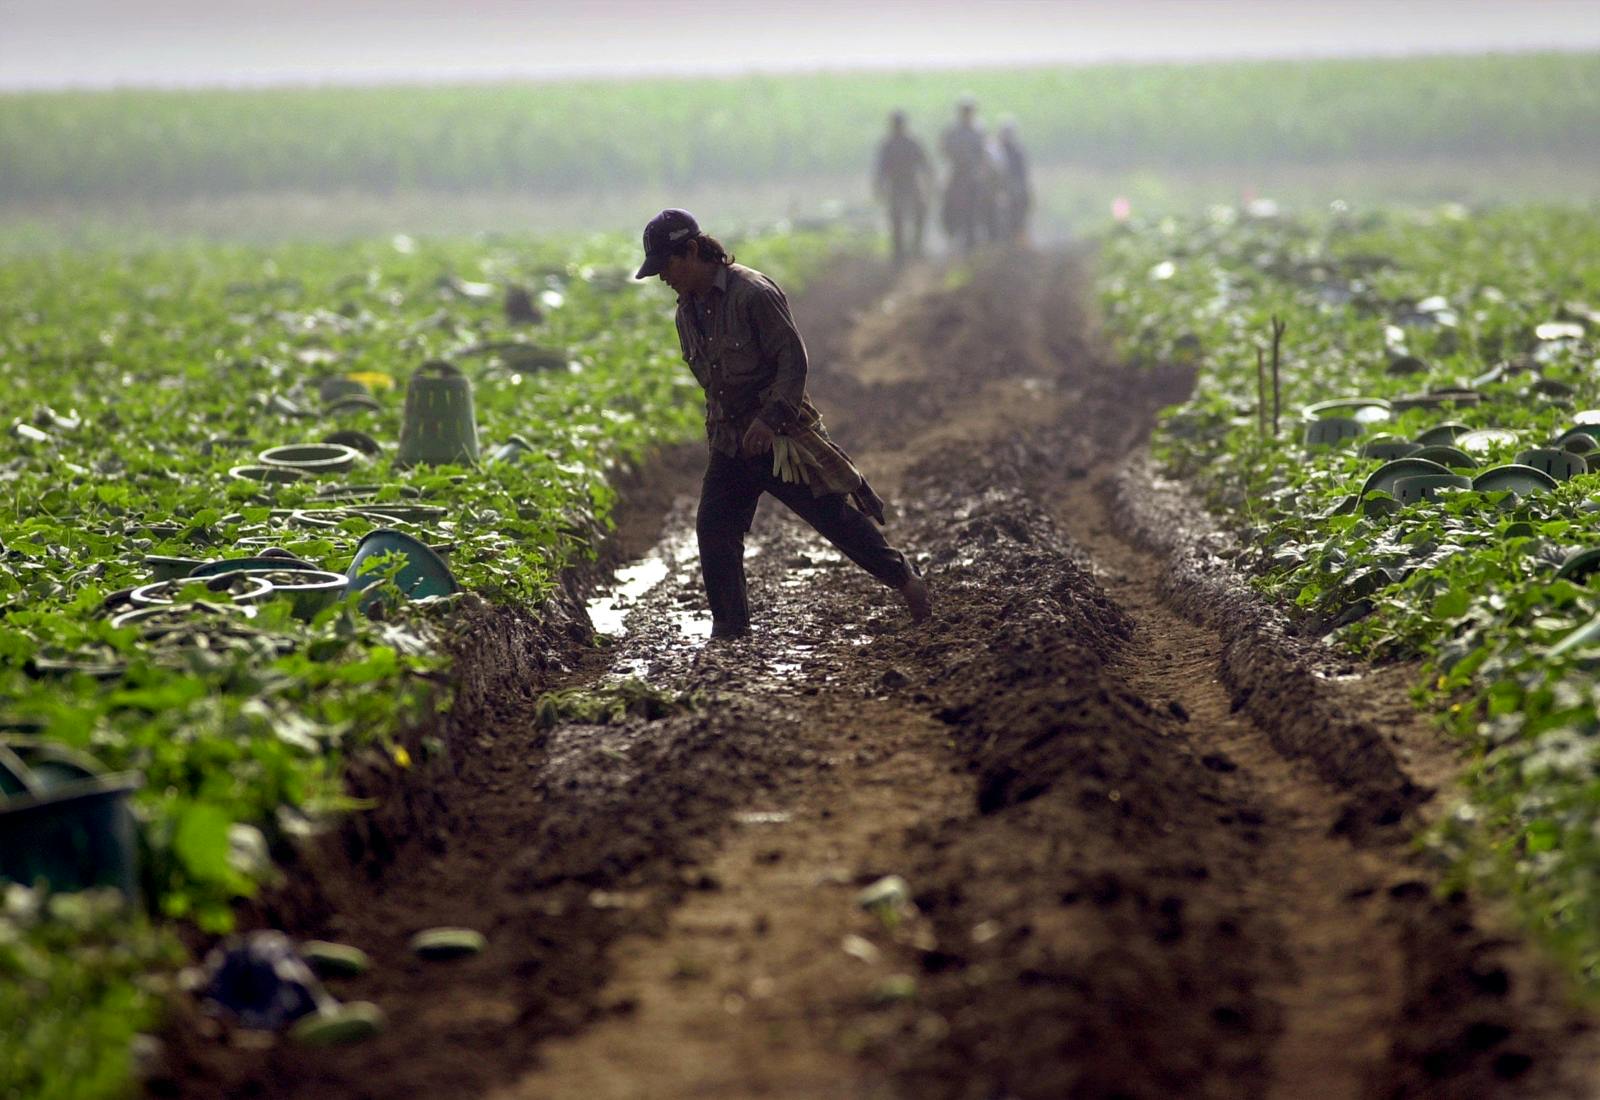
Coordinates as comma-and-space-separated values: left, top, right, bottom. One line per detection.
940, 121, 988, 177
875, 133, 931, 199
674, 262, 812, 457
673, 261, 886, 521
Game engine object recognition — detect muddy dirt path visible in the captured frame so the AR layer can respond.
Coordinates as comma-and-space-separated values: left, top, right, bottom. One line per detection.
158, 252, 1599, 1100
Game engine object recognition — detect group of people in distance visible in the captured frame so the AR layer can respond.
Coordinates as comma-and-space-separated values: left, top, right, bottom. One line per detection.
872, 94, 1032, 264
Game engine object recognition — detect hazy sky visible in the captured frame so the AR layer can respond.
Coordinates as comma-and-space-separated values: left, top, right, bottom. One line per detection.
3, 0, 1599, 90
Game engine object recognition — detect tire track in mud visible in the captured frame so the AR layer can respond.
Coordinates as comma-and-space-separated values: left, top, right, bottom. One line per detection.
157, 251, 1599, 1100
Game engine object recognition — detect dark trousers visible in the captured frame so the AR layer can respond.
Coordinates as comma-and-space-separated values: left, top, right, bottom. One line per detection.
697, 448, 914, 631
887, 192, 926, 265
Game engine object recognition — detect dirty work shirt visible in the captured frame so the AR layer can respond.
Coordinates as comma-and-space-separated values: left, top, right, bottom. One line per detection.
674, 262, 887, 523
673, 262, 811, 458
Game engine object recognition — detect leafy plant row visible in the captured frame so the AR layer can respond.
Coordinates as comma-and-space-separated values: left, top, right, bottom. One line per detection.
1097, 203, 1600, 989
3, 53, 1598, 203
0, 226, 845, 1098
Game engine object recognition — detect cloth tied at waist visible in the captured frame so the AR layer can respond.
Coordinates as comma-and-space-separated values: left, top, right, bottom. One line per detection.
769, 406, 887, 525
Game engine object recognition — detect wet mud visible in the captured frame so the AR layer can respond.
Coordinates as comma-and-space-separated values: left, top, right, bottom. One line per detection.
153, 251, 1598, 1100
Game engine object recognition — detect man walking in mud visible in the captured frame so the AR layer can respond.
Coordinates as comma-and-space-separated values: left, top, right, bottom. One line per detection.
635, 208, 931, 640
873, 109, 932, 265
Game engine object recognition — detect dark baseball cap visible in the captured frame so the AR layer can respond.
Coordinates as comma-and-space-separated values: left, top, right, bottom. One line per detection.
635, 208, 699, 279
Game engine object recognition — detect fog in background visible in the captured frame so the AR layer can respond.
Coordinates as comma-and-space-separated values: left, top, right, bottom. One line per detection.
5, 0, 1600, 90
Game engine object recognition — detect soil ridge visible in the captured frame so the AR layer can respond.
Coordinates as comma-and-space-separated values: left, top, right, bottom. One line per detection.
1107, 456, 1430, 841
151, 247, 1600, 1100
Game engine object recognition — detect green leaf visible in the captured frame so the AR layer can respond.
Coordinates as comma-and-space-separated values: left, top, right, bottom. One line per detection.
172, 803, 236, 885
1432, 587, 1472, 620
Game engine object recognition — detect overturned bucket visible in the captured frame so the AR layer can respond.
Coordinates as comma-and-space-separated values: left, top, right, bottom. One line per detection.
346, 528, 459, 611
0, 738, 142, 898
397, 360, 478, 467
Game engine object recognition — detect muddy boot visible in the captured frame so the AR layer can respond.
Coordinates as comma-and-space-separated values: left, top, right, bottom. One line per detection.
899, 574, 932, 623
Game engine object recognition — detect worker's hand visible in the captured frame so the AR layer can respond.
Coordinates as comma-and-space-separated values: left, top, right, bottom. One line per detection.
741, 417, 776, 457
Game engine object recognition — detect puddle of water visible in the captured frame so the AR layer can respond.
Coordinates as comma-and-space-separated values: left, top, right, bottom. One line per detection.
1313, 668, 1367, 683
587, 558, 670, 635
611, 656, 654, 680
586, 522, 699, 636
668, 609, 712, 640
733, 810, 792, 825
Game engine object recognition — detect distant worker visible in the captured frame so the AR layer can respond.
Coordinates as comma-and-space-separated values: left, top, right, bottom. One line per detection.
939, 94, 994, 253
873, 109, 933, 265
634, 208, 931, 640
994, 115, 1033, 243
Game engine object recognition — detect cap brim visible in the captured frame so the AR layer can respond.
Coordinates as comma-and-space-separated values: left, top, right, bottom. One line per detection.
635, 254, 666, 279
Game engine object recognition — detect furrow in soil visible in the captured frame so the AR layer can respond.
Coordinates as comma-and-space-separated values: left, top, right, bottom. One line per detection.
152, 250, 1599, 1100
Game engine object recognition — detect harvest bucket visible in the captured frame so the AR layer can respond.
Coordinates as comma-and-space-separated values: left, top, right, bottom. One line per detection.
324, 394, 384, 417
253, 568, 350, 620
320, 429, 382, 456
1515, 447, 1587, 482
345, 528, 459, 611
397, 360, 478, 467
0, 738, 142, 898
1410, 445, 1476, 470
189, 555, 317, 578
1393, 473, 1472, 504
1302, 416, 1361, 449
189, 560, 347, 620
1470, 464, 1559, 496
1556, 548, 1600, 586
144, 554, 209, 582
318, 377, 369, 404
1357, 436, 1420, 461
258, 443, 361, 476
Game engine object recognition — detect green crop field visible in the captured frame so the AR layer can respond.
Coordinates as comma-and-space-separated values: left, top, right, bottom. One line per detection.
2, 52, 1597, 205
1097, 201, 1600, 986
8, 47, 1600, 1098
0, 225, 844, 1099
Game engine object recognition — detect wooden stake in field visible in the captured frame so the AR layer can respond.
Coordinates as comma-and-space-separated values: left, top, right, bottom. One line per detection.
1269, 315, 1287, 439
1255, 345, 1268, 438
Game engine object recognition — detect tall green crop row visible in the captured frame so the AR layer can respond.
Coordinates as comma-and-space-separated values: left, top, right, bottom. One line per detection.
1097, 203, 1600, 988
0, 226, 848, 1098
3, 52, 1598, 203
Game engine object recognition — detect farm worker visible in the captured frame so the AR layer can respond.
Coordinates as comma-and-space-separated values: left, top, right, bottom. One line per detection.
873, 109, 933, 265
993, 115, 1033, 243
635, 208, 931, 640
939, 93, 994, 252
